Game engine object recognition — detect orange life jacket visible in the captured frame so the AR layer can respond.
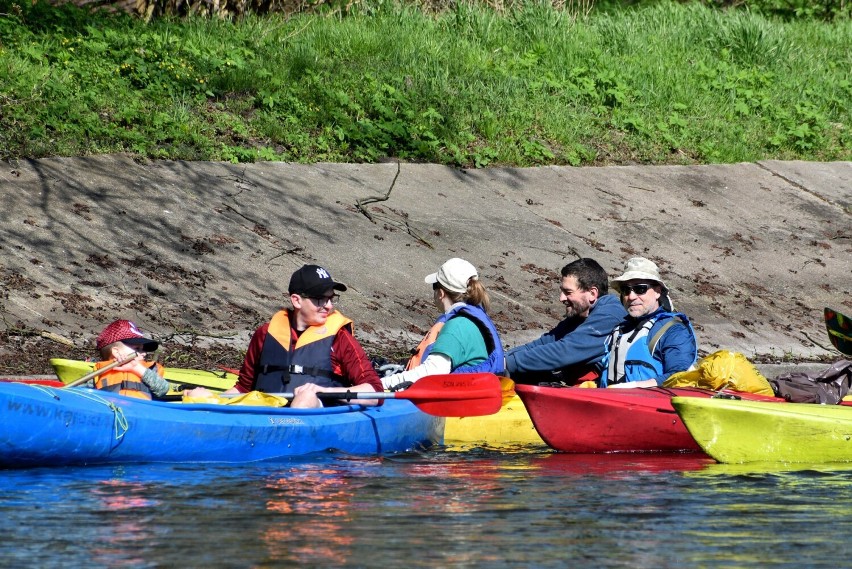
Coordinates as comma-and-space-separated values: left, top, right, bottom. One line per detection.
94, 360, 165, 400
406, 322, 444, 370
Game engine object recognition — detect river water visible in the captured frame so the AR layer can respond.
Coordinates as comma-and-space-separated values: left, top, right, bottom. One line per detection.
2, 447, 851, 568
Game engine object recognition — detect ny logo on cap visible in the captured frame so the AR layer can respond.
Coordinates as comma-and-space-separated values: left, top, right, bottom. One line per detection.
316, 267, 330, 280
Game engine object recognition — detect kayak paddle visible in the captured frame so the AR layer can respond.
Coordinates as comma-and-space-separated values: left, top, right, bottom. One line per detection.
169, 379, 229, 392
825, 307, 852, 357
361, 372, 503, 417
180, 373, 503, 417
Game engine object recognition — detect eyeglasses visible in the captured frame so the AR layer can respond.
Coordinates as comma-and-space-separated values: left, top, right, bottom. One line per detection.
620, 283, 652, 296
306, 294, 339, 307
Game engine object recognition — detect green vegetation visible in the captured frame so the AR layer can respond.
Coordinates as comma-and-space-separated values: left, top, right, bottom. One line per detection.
0, 0, 849, 166
699, 0, 848, 21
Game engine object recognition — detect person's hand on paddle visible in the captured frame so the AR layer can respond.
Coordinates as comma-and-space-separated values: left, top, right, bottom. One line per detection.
291, 383, 325, 409
299, 383, 382, 407
382, 373, 412, 391
184, 386, 215, 398
382, 354, 452, 391
207, 373, 501, 417
111, 348, 146, 377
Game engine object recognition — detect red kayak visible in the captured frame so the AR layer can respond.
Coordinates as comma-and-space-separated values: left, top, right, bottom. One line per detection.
514, 385, 780, 454
0, 377, 65, 387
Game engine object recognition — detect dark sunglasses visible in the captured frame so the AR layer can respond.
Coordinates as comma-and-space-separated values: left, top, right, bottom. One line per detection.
620, 283, 652, 296
306, 294, 339, 307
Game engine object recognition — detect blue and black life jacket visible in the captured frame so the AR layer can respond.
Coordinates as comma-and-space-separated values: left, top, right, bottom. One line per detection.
254, 309, 352, 393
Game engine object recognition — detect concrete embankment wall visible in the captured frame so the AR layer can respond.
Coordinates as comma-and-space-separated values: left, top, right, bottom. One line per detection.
1, 156, 849, 362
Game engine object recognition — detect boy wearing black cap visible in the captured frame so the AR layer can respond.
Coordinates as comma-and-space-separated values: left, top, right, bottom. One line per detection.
90, 319, 170, 400
230, 265, 382, 407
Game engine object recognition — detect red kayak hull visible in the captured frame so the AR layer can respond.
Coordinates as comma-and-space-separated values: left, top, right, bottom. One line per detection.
515, 385, 779, 454
0, 377, 65, 387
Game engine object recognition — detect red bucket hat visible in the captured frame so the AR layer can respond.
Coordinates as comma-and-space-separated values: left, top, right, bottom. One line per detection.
96, 320, 159, 352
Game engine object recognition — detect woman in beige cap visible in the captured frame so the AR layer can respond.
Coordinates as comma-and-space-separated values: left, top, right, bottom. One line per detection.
599, 257, 697, 388
382, 258, 504, 391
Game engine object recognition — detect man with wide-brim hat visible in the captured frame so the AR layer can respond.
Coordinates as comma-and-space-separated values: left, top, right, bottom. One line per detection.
599, 257, 697, 388
611, 257, 674, 314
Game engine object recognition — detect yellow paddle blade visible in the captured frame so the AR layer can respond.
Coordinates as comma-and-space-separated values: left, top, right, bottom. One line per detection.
499, 376, 516, 406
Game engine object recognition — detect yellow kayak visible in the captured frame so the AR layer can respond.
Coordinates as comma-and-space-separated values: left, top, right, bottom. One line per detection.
673, 396, 852, 464
444, 378, 545, 448
50, 358, 237, 395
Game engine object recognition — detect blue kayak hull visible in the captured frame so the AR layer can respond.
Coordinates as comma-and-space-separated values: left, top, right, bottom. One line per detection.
0, 384, 443, 467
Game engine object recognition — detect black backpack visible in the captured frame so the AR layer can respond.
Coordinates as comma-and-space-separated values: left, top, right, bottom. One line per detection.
769, 360, 852, 404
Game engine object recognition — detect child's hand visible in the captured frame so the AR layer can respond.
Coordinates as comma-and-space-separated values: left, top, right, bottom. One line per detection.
113, 352, 145, 375
183, 387, 214, 398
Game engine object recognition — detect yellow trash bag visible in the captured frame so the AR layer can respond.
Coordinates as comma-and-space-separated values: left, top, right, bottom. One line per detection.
182, 389, 289, 407
663, 350, 775, 396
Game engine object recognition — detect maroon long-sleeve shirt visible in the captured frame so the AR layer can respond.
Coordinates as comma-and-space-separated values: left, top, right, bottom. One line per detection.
235, 320, 383, 394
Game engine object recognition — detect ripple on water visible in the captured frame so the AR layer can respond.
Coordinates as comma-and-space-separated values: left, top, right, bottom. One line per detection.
2, 453, 852, 567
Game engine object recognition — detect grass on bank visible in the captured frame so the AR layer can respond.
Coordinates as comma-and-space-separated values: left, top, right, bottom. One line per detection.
0, 0, 849, 167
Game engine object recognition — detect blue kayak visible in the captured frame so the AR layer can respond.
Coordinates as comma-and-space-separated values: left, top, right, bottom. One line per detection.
0, 383, 443, 467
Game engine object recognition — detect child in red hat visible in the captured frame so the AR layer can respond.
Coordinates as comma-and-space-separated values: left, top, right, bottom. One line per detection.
89, 320, 170, 400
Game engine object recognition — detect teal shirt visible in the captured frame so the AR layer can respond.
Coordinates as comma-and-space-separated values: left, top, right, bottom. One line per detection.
430, 316, 488, 370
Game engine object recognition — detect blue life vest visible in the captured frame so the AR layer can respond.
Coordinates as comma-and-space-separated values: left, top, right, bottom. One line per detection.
255, 310, 352, 393
599, 311, 696, 387
415, 304, 505, 375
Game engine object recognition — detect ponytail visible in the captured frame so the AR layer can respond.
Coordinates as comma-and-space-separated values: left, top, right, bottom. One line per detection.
444, 278, 491, 312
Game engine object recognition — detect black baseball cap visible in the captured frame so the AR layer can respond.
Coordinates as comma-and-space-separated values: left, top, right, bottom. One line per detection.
288, 265, 348, 297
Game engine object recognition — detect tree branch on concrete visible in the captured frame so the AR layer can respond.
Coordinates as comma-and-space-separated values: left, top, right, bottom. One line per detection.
355, 162, 433, 248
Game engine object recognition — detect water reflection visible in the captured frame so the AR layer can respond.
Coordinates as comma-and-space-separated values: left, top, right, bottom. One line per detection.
89, 476, 161, 567
260, 463, 361, 565
2, 451, 852, 567
695, 460, 852, 477
527, 452, 713, 476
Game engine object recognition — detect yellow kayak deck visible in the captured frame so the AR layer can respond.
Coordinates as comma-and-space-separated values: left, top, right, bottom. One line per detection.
444, 393, 544, 448
50, 358, 237, 395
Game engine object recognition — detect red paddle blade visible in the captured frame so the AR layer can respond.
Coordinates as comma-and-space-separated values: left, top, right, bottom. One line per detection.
393, 373, 503, 417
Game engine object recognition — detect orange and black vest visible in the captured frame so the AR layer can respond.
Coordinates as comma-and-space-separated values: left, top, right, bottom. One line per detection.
93, 361, 164, 400
254, 309, 353, 393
